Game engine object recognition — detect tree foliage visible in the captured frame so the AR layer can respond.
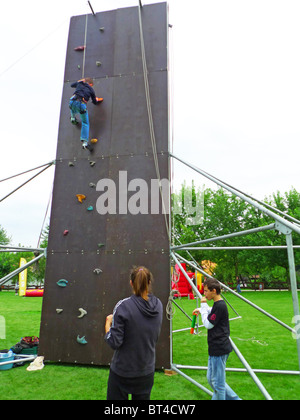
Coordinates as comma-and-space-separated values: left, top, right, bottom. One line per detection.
172, 186, 300, 286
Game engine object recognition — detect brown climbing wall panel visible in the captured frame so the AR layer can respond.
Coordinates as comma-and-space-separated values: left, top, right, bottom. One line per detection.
39, 3, 170, 368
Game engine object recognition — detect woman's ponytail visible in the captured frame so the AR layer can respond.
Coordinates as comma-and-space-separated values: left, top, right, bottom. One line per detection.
130, 266, 153, 300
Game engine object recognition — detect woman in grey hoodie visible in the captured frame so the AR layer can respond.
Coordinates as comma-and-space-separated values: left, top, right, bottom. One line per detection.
104, 266, 163, 400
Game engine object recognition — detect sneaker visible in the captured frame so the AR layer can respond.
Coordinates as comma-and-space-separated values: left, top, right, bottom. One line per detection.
71, 117, 79, 125
82, 141, 94, 152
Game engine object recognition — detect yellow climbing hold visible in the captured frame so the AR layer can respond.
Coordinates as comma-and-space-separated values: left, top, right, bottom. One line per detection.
76, 194, 86, 203
91, 138, 98, 144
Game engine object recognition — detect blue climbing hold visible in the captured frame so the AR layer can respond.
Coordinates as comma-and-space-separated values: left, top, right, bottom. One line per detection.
77, 335, 88, 345
57, 279, 68, 288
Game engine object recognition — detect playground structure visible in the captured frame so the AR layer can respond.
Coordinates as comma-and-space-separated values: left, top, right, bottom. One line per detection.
172, 263, 196, 299
0, 1, 299, 400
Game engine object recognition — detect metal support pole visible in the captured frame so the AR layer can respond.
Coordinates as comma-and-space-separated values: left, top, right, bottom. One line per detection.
0, 354, 36, 368
172, 299, 193, 322
230, 338, 272, 400
170, 153, 300, 236
0, 252, 45, 287
171, 252, 202, 300
171, 364, 213, 397
0, 245, 44, 253
175, 364, 300, 375
87, 1, 95, 16
176, 246, 300, 251
286, 232, 300, 372
171, 223, 276, 251
175, 253, 296, 334
0, 163, 54, 204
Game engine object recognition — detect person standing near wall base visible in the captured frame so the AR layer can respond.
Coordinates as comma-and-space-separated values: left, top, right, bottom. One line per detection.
104, 266, 163, 400
193, 278, 241, 400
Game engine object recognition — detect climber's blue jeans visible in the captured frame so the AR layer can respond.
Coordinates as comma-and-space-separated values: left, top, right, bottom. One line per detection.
207, 354, 241, 400
69, 100, 89, 142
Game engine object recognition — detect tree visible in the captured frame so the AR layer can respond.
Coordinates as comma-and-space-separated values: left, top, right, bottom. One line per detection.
0, 225, 10, 246
0, 225, 12, 280
172, 185, 300, 286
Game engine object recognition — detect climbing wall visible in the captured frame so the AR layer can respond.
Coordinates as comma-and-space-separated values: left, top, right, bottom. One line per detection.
39, 3, 170, 368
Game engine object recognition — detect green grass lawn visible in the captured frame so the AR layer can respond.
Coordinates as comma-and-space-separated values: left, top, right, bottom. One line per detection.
0, 290, 299, 400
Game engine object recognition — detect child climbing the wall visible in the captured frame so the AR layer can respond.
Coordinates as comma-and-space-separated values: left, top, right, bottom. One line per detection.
193, 278, 241, 400
69, 77, 103, 151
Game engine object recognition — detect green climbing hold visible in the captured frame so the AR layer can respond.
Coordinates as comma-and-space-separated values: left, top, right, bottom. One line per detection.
87, 206, 94, 211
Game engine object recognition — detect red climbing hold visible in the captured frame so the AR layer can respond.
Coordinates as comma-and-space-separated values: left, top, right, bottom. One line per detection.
63, 230, 69, 236
74, 46, 85, 51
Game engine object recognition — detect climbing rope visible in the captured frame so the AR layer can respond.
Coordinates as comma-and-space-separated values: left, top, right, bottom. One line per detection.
166, 289, 179, 320
82, 14, 89, 78
137, 3, 170, 238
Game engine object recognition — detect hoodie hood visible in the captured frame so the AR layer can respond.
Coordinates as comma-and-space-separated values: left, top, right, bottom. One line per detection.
131, 294, 161, 318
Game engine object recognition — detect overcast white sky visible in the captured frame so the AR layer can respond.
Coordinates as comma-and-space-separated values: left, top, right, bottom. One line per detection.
0, 0, 299, 247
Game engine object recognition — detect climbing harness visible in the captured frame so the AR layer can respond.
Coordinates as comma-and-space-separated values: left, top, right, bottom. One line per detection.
69, 95, 87, 114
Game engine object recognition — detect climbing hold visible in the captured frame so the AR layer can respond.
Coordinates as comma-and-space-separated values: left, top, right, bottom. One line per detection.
93, 268, 103, 275
74, 46, 85, 51
57, 279, 68, 288
96, 61, 102, 67
56, 309, 64, 314
77, 335, 88, 345
77, 65, 81, 69
91, 138, 98, 144
89, 183, 96, 188
63, 230, 69, 236
87, 206, 94, 211
78, 308, 87, 319
99, 27, 105, 32
89, 161, 96, 167
97, 243, 105, 248
76, 194, 86, 203
69, 162, 75, 167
